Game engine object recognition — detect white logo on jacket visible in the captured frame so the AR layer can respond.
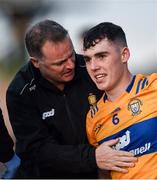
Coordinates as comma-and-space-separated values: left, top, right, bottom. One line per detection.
29, 84, 36, 91
42, 109, 55, 120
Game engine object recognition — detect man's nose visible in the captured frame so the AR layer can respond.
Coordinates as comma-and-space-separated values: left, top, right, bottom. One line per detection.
66, 58, 75, 69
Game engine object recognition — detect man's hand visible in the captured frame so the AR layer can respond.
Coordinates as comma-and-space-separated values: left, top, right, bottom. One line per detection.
96, 139, 137, 173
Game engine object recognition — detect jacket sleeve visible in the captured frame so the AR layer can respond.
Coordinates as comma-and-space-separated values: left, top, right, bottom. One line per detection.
0, 108, 14, 163
6, 88, 97, 174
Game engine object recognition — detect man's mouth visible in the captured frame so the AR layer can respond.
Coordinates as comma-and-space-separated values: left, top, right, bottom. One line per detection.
64, 70, 74, 77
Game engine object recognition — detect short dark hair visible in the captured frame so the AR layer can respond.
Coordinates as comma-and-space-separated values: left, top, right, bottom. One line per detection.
83, 22, 127, 50
25, 19, 68, 59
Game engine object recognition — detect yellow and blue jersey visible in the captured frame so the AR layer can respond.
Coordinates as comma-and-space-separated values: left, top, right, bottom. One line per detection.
86, 73, 157, 179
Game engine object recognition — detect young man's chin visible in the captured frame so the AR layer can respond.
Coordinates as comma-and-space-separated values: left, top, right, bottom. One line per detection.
96, 83, 105, 91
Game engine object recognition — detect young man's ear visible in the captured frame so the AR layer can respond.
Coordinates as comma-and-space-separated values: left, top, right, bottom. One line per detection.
121, 47, 130, 63
30, 57, 40, 68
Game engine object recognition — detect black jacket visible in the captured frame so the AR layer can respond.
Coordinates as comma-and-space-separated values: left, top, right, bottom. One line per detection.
6, 55, 103, 178
0, 108, 14, 163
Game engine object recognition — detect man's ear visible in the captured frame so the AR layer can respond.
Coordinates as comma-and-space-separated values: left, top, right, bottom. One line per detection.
30, 57, 40, 68
121, 47, 130, 63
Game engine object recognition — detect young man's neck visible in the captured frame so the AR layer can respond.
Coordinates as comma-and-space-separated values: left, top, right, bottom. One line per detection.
106, 72, 132, 102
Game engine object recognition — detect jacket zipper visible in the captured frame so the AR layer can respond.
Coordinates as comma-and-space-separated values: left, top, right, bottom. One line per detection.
63, 94, 79, 142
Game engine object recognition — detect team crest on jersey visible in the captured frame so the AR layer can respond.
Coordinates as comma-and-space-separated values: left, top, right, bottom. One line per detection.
88, 93, 98, 118
128, 98, 143, 116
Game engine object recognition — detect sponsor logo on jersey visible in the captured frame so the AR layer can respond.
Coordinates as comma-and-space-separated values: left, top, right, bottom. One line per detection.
113, 130, 130, 150
42, 109, 55, 120
130, 142, 151, 156
128, 98, 143, 116
112, 130, 151, 156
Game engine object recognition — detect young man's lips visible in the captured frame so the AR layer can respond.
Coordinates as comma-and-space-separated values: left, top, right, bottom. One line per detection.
95, 74, 105, 80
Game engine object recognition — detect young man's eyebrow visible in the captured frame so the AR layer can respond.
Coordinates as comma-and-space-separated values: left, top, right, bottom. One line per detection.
94, 51, 108, 56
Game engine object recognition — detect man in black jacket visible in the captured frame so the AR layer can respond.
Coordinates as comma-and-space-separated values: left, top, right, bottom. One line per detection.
0, 108, 20, 178
6, 19, 137, 178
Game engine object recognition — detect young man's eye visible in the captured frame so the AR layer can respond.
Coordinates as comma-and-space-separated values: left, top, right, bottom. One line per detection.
99, 54, 106, 59
84, 57, 90, 63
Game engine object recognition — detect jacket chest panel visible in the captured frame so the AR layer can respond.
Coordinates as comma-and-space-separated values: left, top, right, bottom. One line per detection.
34, 91, 88, 144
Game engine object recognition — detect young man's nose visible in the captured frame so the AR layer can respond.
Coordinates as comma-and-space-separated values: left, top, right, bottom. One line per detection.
90, 59, 99, 70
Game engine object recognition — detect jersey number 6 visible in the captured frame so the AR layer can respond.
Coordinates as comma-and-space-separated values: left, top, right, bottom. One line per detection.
112, 114, 120, 125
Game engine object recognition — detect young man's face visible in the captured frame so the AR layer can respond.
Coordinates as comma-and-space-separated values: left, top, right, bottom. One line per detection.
32, 37, 75, 91
83, 38, 129, 92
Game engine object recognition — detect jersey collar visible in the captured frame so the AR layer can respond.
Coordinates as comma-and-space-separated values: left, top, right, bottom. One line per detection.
103, 75, 136, 102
